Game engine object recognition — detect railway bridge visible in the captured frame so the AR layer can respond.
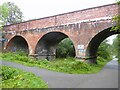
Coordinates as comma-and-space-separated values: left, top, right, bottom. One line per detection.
3, 3, 119, 63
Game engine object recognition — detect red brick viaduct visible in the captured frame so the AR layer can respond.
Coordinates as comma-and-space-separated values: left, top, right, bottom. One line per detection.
3, 3, 120, 63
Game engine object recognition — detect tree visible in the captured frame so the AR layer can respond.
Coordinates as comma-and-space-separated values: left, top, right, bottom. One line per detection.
56, 38, 75, 58
112, 35, 118, 56
112, 35, 120, 62
112, 0, 120, 32
111, 0, 120, 63
0, 2, 23, 26
0, 2, 23, 52
97, 40, 112, 61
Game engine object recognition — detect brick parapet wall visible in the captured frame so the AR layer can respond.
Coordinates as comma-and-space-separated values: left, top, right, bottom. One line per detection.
4, 3, 118, 32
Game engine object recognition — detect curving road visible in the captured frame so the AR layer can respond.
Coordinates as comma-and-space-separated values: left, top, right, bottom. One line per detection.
0, 59, 119, 88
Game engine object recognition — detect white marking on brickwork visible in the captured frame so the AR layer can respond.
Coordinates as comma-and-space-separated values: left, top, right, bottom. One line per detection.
64, 16, 112, 25
5, 16, 113, 34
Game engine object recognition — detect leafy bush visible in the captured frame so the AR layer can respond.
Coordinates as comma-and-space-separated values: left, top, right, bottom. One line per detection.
2, 51, 31, 62
1, 66, 48, 88
97, 56, 106, 62
97, 40, 112, 63
1, 66, 20, 81
71, 60, 91, 71
1, 52, 109, 74
56, 38, 75, 58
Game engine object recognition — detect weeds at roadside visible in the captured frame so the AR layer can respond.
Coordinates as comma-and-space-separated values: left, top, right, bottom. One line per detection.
0, 65, 48, 88
1, 52, 111, 74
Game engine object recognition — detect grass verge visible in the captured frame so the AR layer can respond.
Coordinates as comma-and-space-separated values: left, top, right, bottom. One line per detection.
0, 52, 111, 74
0, 65, 48, 88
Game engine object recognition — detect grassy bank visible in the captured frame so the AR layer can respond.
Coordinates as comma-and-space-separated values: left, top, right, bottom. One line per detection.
0, 52, 111, 74
0, 65, 48, 88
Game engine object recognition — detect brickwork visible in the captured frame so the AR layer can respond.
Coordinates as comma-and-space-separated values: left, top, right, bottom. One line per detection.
4, 3, 118, 31
3, 3, 119, 62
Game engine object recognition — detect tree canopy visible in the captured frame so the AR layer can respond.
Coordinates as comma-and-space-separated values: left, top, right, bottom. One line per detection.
97, 40, 112, 61
56, 38, 75, 58
112, 35, 120, 62
0, 2, 23, 26
112, 0, 120, 32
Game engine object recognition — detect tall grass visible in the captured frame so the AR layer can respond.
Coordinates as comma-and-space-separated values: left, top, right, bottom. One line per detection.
1, 52, 111, 74
0, 65, 48, 88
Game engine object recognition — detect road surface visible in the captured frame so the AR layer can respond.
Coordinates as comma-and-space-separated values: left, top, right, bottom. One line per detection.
1, 59, 119, 88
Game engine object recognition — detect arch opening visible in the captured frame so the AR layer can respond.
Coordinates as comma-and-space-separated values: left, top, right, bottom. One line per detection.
35, 32, 76, 60
86, 27, 120, 63
6, 36, 29, 53
56, 38, 75, 58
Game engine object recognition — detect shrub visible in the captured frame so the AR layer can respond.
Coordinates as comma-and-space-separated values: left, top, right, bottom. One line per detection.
1, 52, 110, 74
56, 38, 75, 58
1, 66, 48, 88
2, 52, 32, 62
97, 56, 106, 62
1, 66, 17, 80
71, 60, 91, 71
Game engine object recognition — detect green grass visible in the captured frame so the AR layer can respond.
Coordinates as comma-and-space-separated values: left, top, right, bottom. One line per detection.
118, 59, 120, 64
0, 65, 48, 88
0, 52, 111, 74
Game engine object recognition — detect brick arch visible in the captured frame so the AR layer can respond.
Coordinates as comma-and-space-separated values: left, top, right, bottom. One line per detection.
86, 27, 120, 63
6, 35, 29, 53
35, 31, 76, 60
3, 3, 118, 61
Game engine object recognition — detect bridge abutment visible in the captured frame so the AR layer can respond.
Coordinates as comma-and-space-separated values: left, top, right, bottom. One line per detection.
3, 3, 119, 63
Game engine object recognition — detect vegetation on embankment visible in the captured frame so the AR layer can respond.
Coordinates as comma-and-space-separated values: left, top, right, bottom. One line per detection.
0, 51, 111, 74
0, 65, 48, 88
112, 35, 120, 64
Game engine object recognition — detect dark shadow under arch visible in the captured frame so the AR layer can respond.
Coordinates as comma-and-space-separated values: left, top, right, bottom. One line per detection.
6, 36, 29, 53
35, 32, 76, 60
86, 27, 120, 63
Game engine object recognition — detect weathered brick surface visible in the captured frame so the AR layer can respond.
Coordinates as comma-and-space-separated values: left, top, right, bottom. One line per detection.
4, 3, 118, 31
3, 3, 119, 61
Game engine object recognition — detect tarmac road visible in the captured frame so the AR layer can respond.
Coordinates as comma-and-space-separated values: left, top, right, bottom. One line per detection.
1, 58, 119, 88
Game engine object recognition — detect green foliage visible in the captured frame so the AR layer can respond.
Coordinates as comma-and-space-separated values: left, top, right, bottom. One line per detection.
111, 0, 120, 32
0, 66, 48, 88
118, 35, 120, 63
56, 38, 75, 58
1, 51, 30, 62
0, 4, 8, 24
97, 40, 112, 62
111, 0, 120, 63
0, 2, 23, 25
1, 66, 18, 80
112, 35, 120, 64
112, 35, 119, 56
97, 56, 107, 62
70, 60, 91, 71
112, 15, 120, 32
45, 58, 92, 73
1, 52, 109, 74
116, 0, 120, 4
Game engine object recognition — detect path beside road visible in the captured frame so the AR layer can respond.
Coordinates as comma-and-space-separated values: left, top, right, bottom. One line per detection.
1, 59, 119, 88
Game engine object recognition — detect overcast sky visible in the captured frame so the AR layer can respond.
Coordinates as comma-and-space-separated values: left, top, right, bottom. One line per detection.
0, 0, 116, 20
0, 0, 117, 44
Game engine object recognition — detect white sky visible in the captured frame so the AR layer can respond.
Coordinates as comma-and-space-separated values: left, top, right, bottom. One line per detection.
0, 0, 117, 44
0, 0, 116, 20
